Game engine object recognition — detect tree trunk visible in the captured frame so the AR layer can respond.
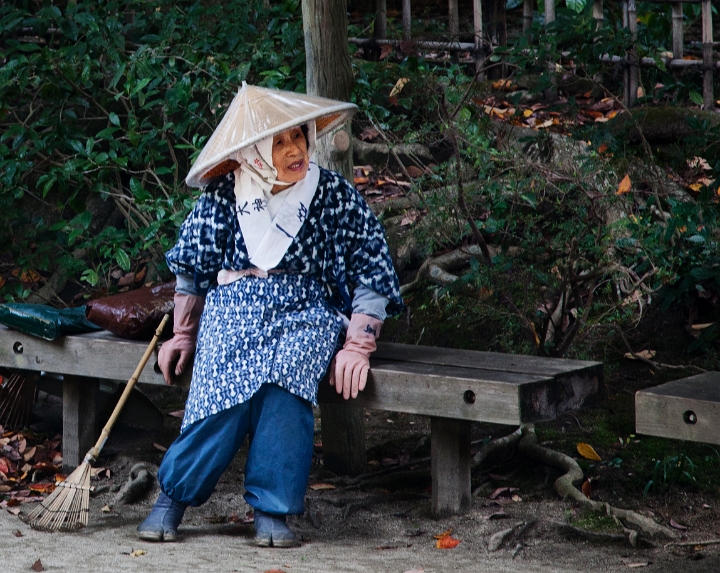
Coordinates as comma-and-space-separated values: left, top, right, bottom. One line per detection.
302, 0, 367, 476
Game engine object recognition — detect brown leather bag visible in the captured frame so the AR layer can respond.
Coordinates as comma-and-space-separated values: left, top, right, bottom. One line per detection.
85, 282, 175, 340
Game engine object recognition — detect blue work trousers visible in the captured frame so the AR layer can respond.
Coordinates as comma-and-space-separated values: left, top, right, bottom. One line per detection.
158, 383, 314, 515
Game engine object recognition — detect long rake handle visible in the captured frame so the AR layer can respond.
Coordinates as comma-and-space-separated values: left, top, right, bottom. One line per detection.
86, 313, 170, 462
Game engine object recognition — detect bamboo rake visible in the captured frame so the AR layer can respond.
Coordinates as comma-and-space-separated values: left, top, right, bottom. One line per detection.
23, 314, 170, 532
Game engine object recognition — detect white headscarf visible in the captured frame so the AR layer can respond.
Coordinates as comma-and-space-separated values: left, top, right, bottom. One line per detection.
229, 120, 320, 271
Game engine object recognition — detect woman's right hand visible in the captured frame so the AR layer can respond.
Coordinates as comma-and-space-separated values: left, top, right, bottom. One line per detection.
158, 335, 196, 385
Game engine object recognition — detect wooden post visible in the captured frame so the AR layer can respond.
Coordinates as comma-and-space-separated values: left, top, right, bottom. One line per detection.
592, 0, 603, 25
592, 0, 603, 83
523, 0, 533, 32
545, 0, 556, 101
302, 0, 367, 475
449, 0, 459, 40
375, 0, 387, 40
702, 0, 713, 110
626, 0, 638, 106
671, 3, 683, 60
402, 0, 411, 41
62, 375, 98, 473
431, 417, 472, 518
474, 0, 484, 79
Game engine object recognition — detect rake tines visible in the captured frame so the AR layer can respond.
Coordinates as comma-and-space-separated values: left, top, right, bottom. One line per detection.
0, 371, 37, 430
23, 458, 92, 532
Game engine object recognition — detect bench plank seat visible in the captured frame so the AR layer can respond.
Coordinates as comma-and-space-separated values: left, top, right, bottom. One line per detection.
0, 326, 603, 518
636, 373, 720, 445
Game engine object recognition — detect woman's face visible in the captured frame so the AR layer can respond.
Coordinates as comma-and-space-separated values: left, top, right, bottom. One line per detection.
271, 126, 309, 191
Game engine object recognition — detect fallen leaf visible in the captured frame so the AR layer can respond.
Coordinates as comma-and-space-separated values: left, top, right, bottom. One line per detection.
168, 410, 185, 418
436, 534, 461, 549
353, 176, 369, 185
359, 127, 379, 142
129, 549, 146, 557
511, 494, 522, 502
117, 272, 136, 287
623, 349, 656, 360
669, 518, 688, 530
577, 443, 602, 462
406, 165, 425, 179
523, 109, 533, 118
263, 570, 288, 573
626, 562, 649, 568
389, 77, 410, 98
101, 504, 111, 513
23, 447, 36, 462
13, 529, 23, 537
6, 506, 20, 516
379, 44, 393, 60
28, 483, 55, 494
692, 323, 714, 330
309, 483, 336, 491
403, 569, 425, 573
582, 479, 592, 498
616, 174, 632, 194
152, 443, 168, 453
489, 487, 519, 500
375, 544, 399, 550
31, 559, 44, 572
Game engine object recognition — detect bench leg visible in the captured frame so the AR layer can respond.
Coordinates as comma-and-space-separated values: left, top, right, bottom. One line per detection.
62, 376, 98, 473
320, 404, 367, 475
431, 417, 472, 518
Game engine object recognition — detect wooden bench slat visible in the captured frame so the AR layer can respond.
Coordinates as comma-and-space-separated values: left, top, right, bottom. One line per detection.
319, 360, 598, 425
375, 341, 602, 377
636, 373, 720, 445
0, 327, 188, 386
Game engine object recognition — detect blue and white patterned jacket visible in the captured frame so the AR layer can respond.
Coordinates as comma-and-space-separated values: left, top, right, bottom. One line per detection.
166, 166, 403, 318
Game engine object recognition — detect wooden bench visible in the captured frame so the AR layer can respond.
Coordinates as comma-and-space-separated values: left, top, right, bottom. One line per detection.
0, 327, 603, 518
636, 373, 720, 445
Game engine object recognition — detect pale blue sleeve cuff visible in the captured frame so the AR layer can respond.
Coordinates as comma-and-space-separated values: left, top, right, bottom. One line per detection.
175, 273, 205, 297
352, 284, 389, 322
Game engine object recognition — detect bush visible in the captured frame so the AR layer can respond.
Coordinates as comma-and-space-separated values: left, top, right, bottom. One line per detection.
0, 0, 304, 299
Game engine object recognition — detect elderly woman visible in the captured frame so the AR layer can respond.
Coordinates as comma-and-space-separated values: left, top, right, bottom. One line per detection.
136, 84, 402, 547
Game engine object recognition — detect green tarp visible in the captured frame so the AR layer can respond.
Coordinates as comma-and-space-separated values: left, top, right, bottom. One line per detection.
0, 303, 102, 341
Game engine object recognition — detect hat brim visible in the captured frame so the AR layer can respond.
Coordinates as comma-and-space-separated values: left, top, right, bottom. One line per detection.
185, 84, 357, 188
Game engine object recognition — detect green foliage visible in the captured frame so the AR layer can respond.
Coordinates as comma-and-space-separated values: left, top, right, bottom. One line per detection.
643, 453, 697, 497
0, 0, 304, 298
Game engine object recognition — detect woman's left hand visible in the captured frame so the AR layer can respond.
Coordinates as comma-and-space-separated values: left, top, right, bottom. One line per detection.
329, 349, 370, 399
329, 314, 382, 399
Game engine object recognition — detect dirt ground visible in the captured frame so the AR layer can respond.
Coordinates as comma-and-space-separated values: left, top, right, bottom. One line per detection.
3, 378, 720, 573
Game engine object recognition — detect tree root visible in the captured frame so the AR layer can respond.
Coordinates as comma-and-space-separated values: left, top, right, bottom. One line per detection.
488, 519, 537, 551
517, 426, 679, 540
472, 426, 523, 471
110, 462, 156, 506
400, 244, 520, 296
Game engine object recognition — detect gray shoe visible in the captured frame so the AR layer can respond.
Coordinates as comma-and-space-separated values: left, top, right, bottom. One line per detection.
137, 492, 187, 542
253, 509, 299, 548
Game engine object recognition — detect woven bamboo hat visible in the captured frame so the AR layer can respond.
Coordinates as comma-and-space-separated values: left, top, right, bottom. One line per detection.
185, 82, 358, 188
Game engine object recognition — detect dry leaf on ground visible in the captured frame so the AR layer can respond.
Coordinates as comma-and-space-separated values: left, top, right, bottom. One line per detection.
577, 443, 602, 461
309, 483, 336, 491
616, 174, 632, 194
669, 519, 688, 530
31, 560, 44, 572
623, 350, 656, 361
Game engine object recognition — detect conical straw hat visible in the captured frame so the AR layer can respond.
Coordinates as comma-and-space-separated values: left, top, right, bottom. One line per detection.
186, 82, 358, 188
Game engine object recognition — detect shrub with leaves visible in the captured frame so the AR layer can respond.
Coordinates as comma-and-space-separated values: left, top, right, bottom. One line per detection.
0, 0, 304, 301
